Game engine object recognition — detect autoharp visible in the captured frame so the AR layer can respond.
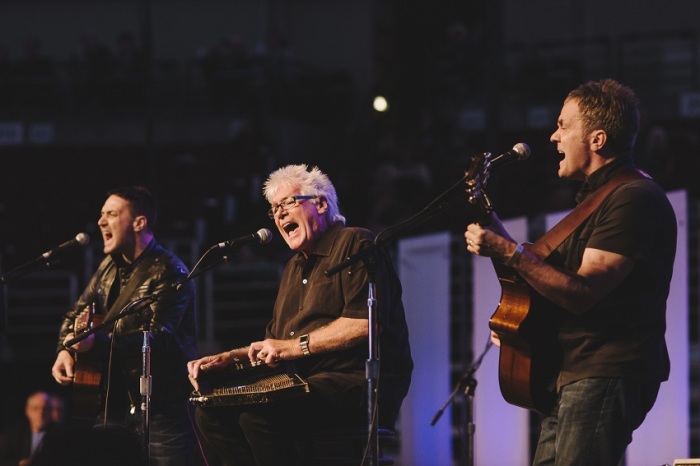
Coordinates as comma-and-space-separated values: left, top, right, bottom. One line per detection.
189, 360, 309, 407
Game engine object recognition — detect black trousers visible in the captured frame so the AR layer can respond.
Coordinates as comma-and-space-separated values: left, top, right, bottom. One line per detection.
195, 392, 366, 466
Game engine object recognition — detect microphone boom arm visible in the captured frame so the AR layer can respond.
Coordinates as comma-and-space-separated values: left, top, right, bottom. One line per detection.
1, 233, 90, 283
0, 256, 60, 283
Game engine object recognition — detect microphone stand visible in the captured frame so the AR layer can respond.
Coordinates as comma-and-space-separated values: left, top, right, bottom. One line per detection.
365, 254, 380, 465
324, 172, 474, 466
63, 246, 234, 464
430, 337, 493, 466
140, 307, 153, 465
325, 243, 382, 465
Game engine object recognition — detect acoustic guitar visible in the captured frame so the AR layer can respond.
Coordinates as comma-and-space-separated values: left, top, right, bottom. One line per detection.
486, 260, 560, 413
464, 151, 560, 413
72, 303, 105, 418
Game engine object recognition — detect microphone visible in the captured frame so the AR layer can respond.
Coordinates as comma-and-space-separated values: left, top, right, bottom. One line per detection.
0, 233, 90, 283
41, 232, 90, 259
216, 228, 273, 249
488, 142, 531, 169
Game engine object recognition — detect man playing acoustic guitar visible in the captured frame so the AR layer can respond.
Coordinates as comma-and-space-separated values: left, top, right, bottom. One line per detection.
465, 79, 676, 465
51, 186, 198, 466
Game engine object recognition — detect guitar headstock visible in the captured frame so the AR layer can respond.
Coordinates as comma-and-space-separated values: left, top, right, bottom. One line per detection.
75, 303, 96, 334
464, 151, 494, 224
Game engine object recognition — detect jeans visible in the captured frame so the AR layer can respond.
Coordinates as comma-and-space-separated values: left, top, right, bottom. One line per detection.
532, 377, 660, 466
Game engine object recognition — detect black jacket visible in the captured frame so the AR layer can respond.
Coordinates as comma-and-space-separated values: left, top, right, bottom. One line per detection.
57, 240, 198, 414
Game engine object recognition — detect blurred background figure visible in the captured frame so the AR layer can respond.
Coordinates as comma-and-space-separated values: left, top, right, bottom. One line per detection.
0, 391, 55, 466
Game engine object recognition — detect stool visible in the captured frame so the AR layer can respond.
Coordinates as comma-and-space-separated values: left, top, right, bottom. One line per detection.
299, 427, 397, 466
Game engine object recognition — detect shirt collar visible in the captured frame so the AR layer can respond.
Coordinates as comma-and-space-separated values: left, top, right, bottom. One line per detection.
575, 156, 635, 204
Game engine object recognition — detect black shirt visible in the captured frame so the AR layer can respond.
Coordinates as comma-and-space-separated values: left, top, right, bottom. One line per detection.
550, 157, 676, 388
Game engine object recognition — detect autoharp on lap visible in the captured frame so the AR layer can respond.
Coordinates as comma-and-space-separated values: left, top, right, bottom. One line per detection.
189, 360, 309, 407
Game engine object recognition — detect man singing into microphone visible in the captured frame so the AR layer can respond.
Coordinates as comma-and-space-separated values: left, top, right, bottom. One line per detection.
51, 186, 198, 466
187, 164, 414, 465
465, 79, 676, 465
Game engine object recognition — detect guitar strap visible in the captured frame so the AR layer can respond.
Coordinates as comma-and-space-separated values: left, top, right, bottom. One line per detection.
528, 168, 649, 260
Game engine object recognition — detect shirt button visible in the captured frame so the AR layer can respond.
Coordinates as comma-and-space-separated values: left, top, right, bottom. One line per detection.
302, 279, 308, 284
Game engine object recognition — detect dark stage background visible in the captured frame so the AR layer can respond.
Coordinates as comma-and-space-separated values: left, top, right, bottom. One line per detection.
1, 0, 699, 463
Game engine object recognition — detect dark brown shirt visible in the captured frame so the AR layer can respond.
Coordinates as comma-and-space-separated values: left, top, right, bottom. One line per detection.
267, 222, 413, 427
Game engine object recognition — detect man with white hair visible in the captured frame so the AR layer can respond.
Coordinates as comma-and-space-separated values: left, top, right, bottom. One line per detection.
188, 164, 413, 466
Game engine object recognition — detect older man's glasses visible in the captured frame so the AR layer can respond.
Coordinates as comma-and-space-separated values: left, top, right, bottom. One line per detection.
267, 195, 316, 219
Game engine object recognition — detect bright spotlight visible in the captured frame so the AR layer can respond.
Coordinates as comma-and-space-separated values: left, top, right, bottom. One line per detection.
373, 95, 389, 112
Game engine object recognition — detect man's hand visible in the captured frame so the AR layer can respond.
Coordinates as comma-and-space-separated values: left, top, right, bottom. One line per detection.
187, 350, 242, 391
248, 338, 296, 367
52, 349, 75, 386
465, 212, 517, 263
490, 331, 501, 348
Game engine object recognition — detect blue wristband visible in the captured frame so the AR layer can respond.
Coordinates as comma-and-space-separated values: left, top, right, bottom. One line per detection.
504, 243, 524, 267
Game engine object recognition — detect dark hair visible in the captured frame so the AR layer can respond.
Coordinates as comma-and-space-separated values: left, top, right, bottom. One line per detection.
107, 185, 157, 232
566, 78, 640, 154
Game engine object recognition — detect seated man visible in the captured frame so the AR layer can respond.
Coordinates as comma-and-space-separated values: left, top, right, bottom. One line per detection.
188, 164, 413, 466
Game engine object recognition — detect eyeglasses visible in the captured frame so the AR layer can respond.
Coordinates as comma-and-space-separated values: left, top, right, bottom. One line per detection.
267, 195, 316, 219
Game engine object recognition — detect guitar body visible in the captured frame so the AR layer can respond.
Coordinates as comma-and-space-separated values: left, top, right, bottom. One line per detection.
72, 304, 105, 418
488, 262, 560, 413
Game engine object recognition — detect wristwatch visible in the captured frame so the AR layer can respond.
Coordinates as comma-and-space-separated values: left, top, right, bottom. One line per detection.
299, 334, 311, 356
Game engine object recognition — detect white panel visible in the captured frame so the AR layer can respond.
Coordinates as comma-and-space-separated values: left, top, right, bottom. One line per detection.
398, 232, 452, 466
627, 189, 689, 464
473, 216, 531, 465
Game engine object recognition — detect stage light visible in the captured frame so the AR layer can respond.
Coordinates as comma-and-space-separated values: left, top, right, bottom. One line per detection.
373, 95, 389, 112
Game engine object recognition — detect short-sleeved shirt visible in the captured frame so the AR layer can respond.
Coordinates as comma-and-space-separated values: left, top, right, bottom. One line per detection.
549, 156, 677, 388
266, 222, 413, 427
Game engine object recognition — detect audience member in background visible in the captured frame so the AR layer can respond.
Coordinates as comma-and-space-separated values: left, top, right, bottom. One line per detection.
0, 391, 54, 466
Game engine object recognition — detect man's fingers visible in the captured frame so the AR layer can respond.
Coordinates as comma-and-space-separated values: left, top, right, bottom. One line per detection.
188, 373, 200, 391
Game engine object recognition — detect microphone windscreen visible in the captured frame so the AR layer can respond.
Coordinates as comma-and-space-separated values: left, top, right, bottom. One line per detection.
75, 233, 90, 246
257, 228, 273, 244
512, 142, 531, 160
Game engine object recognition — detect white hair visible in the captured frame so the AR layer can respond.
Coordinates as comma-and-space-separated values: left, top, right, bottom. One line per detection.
263, 164, 346, 224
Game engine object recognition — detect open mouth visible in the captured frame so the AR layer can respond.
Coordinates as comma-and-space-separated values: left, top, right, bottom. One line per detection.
283, 222, 299, 235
